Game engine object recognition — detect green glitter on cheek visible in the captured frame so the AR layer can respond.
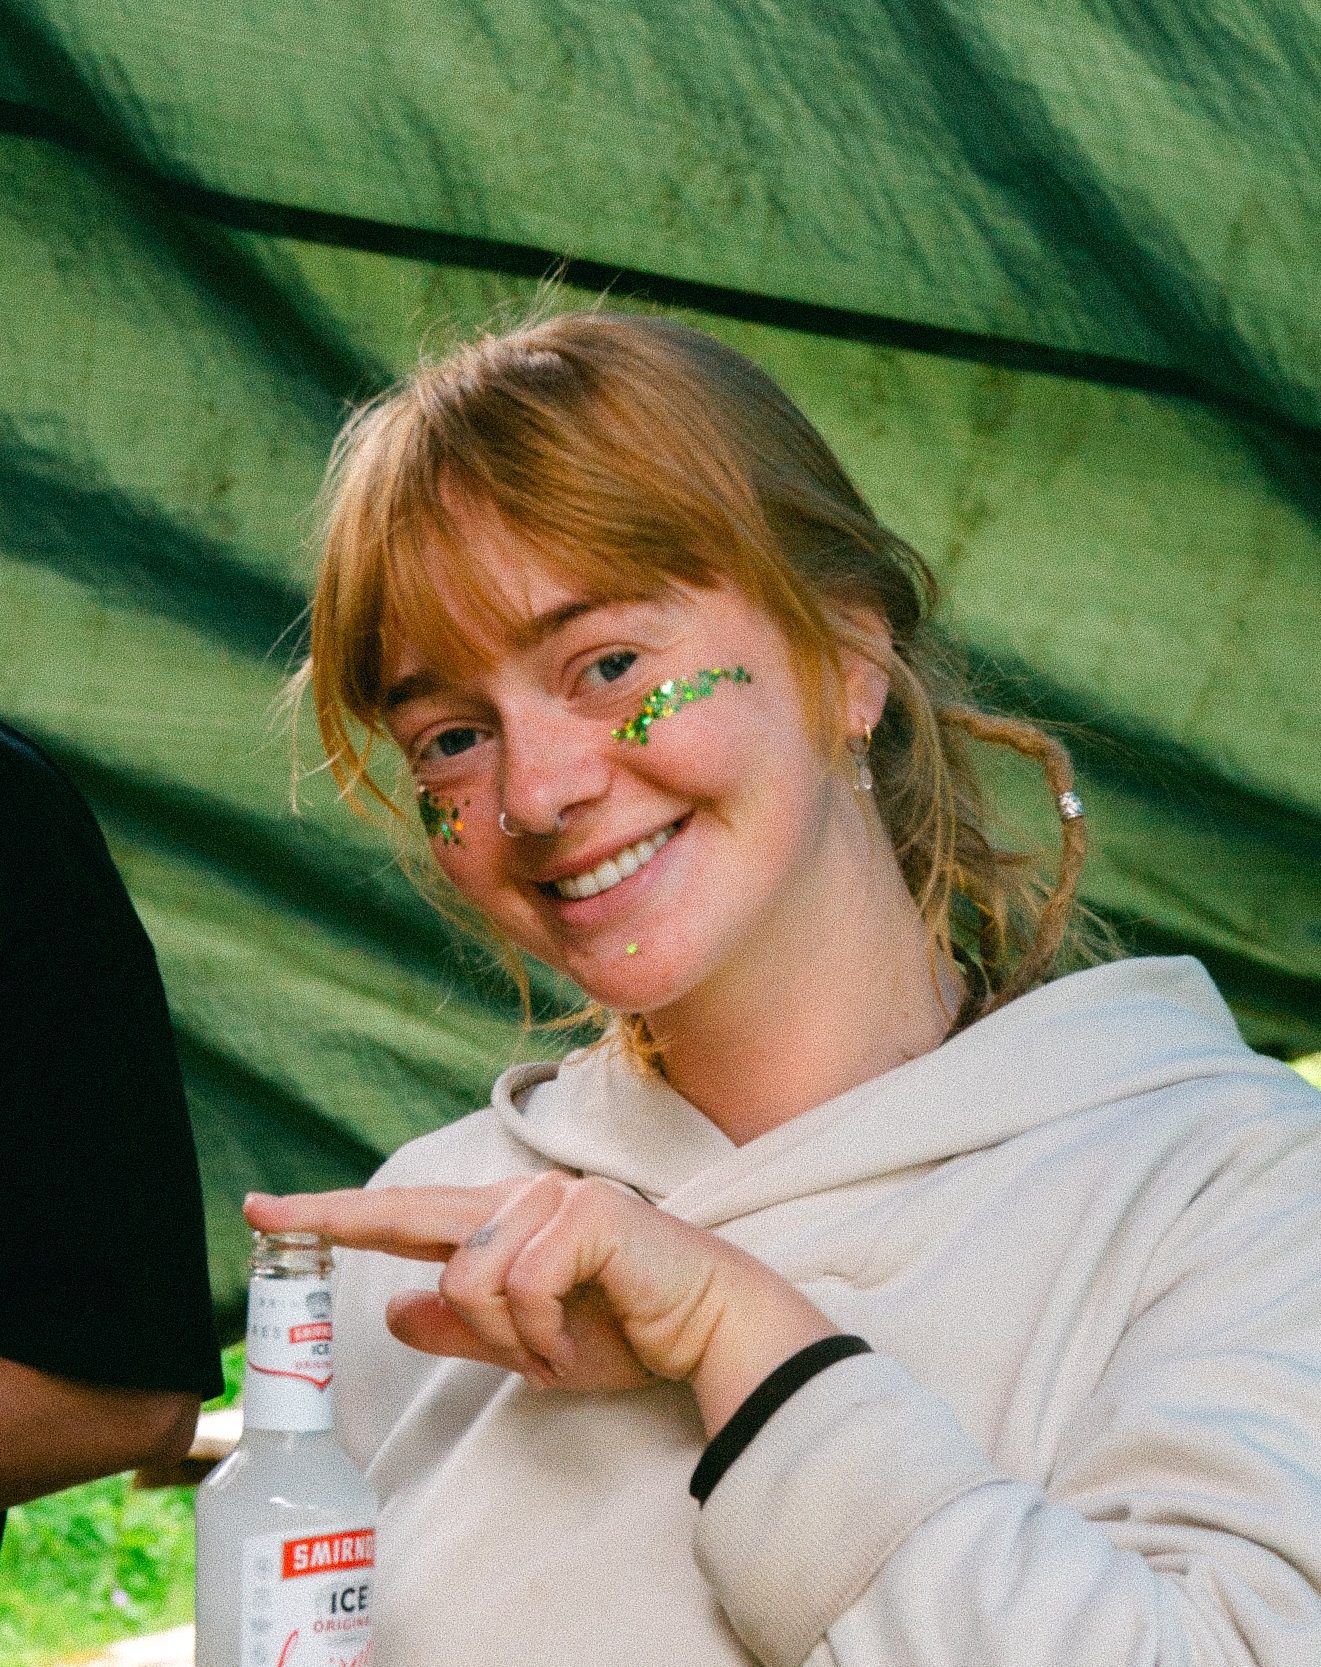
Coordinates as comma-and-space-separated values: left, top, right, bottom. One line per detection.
626, 943, 638, 956
611, 665, 752, 745
416, 789, 465, 845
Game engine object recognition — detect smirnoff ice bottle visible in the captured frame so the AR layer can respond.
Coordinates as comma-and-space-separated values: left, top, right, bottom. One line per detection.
196, 1231, 377, 1667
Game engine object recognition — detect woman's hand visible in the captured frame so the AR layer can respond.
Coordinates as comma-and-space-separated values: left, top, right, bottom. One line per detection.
244, 1175, 837, 1435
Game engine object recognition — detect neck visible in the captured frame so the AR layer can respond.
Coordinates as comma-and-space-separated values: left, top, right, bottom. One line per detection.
653, 812, 961, 1145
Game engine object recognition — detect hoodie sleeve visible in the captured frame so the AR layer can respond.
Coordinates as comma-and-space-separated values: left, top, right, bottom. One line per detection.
691, 1114, 1321, 1667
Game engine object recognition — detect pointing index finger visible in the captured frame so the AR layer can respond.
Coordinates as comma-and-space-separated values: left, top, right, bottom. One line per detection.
243, 1184, 506, 1262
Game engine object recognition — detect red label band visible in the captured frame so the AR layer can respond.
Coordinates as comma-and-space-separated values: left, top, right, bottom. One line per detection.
289, 1322, 333, 1343
282, 1529, 376, 1580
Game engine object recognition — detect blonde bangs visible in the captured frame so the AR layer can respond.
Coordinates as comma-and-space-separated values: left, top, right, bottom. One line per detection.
309, 319, 844, 815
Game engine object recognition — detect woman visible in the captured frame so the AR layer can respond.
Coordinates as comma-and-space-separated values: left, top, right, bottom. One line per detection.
246, 310, 1321, 1666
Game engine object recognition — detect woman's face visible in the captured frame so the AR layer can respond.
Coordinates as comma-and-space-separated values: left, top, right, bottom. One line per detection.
382, 511, 881, 1021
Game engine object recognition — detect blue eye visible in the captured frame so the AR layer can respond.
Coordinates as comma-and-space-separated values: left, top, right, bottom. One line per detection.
588, 651, 637, 686
429, 727, 480, 759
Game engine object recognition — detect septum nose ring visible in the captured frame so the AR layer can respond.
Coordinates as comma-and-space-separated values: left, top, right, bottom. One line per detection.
499, 810, 567, 838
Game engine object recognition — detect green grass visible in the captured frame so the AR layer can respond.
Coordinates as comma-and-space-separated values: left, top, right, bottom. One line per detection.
1294, 1052, 1321, 1091
0, 1345, 243, 1667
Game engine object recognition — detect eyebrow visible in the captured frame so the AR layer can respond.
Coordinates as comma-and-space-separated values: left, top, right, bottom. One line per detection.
382, 598, 625, 711
383, 668, 449, 712
512, 598, 603, 650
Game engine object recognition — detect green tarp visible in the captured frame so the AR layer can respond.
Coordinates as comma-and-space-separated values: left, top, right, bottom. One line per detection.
1, 2, 1317, 1331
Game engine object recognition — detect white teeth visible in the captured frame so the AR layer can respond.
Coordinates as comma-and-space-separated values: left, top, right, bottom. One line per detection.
554, 824, 676, 900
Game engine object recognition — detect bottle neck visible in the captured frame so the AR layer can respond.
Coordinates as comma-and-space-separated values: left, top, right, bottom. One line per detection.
243, 1272, 335, 1434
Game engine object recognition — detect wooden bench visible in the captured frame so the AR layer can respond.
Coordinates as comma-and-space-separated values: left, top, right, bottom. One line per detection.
132, 1407, 242, 1490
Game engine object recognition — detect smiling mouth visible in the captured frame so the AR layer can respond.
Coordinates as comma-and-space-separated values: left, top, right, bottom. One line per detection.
546, 821, 682, 901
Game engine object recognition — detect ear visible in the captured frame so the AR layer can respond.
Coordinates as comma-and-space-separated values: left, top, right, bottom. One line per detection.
827, 602, 891, 737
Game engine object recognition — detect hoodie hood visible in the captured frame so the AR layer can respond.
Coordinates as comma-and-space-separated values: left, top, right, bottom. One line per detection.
493, 957, 1277, 1229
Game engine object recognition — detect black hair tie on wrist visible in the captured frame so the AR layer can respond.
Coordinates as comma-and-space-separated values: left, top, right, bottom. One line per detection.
690, 1334, 872, 1504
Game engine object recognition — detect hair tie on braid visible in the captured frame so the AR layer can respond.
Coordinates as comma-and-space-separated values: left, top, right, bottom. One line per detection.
937, 706, 1089, 1016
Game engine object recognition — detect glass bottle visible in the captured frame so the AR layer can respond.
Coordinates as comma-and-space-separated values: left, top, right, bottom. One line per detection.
196, 1231, 377, 1667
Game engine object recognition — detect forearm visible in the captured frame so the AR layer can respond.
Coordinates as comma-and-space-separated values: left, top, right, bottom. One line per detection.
693, 1349, 1318, 1667
0, 1357, 199, 1506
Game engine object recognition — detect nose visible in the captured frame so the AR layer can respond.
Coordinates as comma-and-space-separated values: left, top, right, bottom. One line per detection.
498, 706, 610, 838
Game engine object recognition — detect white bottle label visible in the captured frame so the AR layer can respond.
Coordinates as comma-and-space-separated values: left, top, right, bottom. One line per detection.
244, 1277, 335, 1432
240, 1525, 374, 1666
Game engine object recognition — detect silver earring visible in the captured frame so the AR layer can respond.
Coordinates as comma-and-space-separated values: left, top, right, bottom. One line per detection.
848, 727, 874, 793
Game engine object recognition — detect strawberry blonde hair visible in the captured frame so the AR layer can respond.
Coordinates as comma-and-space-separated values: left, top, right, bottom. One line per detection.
299, 306, 1111, 1049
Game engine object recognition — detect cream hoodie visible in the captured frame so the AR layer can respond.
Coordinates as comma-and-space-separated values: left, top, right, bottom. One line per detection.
333, 957, 1321, 1666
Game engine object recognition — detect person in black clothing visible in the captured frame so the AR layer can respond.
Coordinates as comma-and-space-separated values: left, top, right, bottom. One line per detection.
0, 722, 221, 1534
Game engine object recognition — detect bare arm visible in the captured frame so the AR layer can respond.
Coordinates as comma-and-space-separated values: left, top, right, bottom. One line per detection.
0, 1356, 200, 1507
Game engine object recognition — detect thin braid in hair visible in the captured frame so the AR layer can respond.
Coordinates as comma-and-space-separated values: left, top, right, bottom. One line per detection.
938, 706, 1088, 1013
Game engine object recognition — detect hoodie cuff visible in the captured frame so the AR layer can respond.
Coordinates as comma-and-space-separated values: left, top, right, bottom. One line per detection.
691, 1334, 873, 1503
691, 1350, 997, 1667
